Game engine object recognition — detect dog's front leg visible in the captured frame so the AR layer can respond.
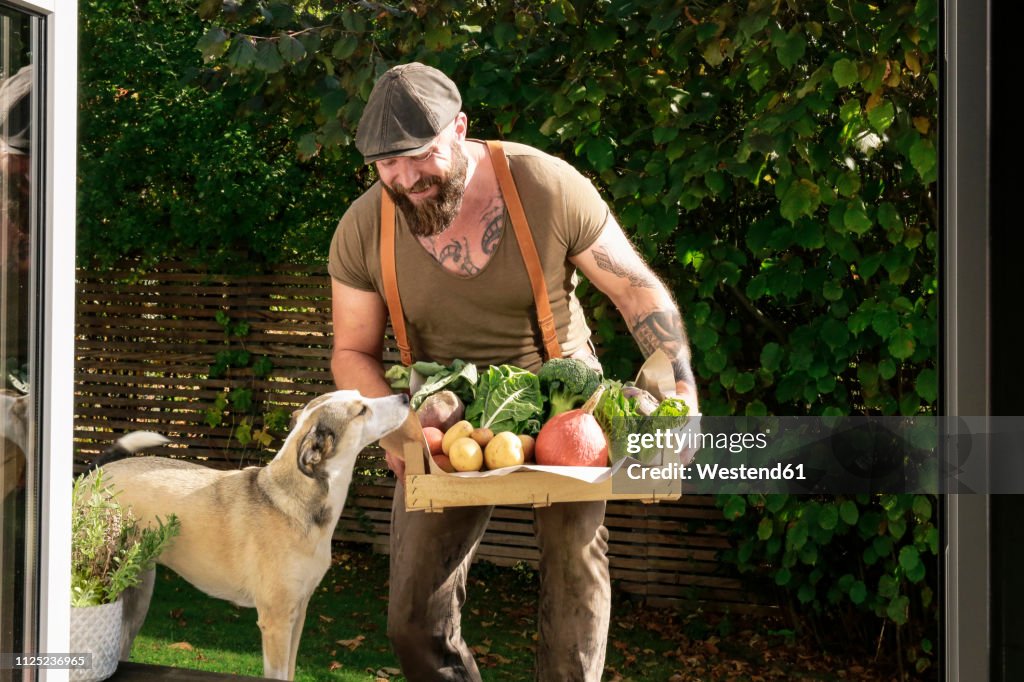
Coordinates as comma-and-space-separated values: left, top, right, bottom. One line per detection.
285, 595, 312, 681
256, 600, 303, 680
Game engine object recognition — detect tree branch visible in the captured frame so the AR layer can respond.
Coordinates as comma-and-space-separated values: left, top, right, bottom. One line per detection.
725, 282, 788, 343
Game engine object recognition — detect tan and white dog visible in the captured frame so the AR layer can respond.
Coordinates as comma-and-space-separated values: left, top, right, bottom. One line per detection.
1, 389, 28, 453
95, 390, 411, 680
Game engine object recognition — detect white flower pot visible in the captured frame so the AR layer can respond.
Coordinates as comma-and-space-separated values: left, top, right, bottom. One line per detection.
69, 598, 123, 682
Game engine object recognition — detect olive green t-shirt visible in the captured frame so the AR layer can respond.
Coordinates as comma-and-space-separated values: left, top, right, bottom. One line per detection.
328, 141, 609, 372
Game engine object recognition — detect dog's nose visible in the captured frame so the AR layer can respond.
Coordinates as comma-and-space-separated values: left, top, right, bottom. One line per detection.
398, 393, 410, 405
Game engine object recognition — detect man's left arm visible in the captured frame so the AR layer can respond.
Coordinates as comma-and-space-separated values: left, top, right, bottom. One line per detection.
570, 215, 699, 414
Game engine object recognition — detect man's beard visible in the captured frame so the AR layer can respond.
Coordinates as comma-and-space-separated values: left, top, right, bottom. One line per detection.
382, 143, 469, 238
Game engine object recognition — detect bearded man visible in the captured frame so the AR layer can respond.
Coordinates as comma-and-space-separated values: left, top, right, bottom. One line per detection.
329, 62, 698, 682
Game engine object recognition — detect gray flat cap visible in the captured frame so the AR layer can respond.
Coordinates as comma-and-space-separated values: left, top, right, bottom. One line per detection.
355, 63, 462, 164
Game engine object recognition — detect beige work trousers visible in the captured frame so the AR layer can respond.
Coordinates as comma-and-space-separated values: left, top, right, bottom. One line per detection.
386, 480, 611, 682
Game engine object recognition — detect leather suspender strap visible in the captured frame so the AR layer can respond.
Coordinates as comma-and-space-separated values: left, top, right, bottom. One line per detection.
486, 140, 563, 361
379, 190, 414, 366
377, 141, 563, 367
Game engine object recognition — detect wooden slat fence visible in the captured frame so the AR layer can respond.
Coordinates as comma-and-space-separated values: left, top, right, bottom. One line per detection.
74, 263, 765, 611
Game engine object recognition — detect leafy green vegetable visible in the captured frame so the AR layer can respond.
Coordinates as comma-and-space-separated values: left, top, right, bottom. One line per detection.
465, 365, 544, 435
384, 364, 410, 391
410, 361, 448, 377
596, 382, 689, 463
595, 381, 644, 462
652, 397, 690, 418
410, 359, 478, 409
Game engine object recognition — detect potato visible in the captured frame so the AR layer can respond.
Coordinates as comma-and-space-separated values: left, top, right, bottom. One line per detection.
448, 437, 484, 472
422, 426, 444, 456
484, 431, 525, 470
470, 427, 494, 448
431, 453, 456, 473
441, 420, 475, 455
518, 434, 536, 463
416, 390, 465, 431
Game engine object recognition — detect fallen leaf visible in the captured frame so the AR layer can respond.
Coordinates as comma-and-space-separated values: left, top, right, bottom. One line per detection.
318, 614, 335, 623
337, 635, 365, 651
168, 642, 193, 651
328, 661, 342, 671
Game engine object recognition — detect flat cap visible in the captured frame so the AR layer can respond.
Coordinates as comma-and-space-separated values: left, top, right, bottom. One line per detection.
355, 62, 462, 164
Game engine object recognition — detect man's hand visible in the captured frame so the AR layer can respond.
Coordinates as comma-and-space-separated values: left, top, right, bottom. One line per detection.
379, 428, 408, 479
385, 451, 406, 479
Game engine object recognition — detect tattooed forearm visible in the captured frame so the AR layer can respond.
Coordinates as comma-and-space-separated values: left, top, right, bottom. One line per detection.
630, 309, 696, 386
592, 246, 660, 289
481, 202, 504, 255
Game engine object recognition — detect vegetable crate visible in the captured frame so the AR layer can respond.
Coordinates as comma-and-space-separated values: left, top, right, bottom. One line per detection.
397, 351, 686, 512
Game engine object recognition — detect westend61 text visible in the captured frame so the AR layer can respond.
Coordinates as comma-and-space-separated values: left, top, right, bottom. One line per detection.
626, 462, 807, 481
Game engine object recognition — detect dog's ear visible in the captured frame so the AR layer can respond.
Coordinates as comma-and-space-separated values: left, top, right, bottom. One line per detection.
297, 423, 336, 478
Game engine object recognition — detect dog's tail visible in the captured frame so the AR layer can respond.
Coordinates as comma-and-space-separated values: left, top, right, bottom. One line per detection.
89, 431, 171, 471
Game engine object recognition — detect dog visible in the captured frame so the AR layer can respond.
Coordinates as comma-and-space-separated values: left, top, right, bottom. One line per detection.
1, 389, 28, 453
93, 390, 411, 680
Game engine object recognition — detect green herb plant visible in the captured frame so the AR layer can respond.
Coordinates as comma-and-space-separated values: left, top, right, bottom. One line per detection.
71, 470, 180, 607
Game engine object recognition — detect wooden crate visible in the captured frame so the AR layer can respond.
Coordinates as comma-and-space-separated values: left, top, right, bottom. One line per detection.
401, 437, 683, 512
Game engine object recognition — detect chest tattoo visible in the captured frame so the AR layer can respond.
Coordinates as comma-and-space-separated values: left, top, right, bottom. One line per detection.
437, 238, 482, 276
481, 201, 505, 256
421, 194, 504, 276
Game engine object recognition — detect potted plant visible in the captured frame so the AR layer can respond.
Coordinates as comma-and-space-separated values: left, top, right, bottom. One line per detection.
70, 469, 179, 682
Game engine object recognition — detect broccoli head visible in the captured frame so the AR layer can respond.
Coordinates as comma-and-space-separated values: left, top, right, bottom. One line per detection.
538, 357, 603, 418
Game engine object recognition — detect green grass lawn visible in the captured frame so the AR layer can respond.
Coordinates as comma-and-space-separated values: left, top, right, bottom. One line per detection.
129, 545, 911, 681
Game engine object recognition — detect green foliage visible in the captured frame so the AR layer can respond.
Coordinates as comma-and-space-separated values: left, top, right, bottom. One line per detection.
77, 0, 360, 272
71, 470, 180, 607
718, 492, 938, 673
190, 0, 937, 417
202, 311, 280, 451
